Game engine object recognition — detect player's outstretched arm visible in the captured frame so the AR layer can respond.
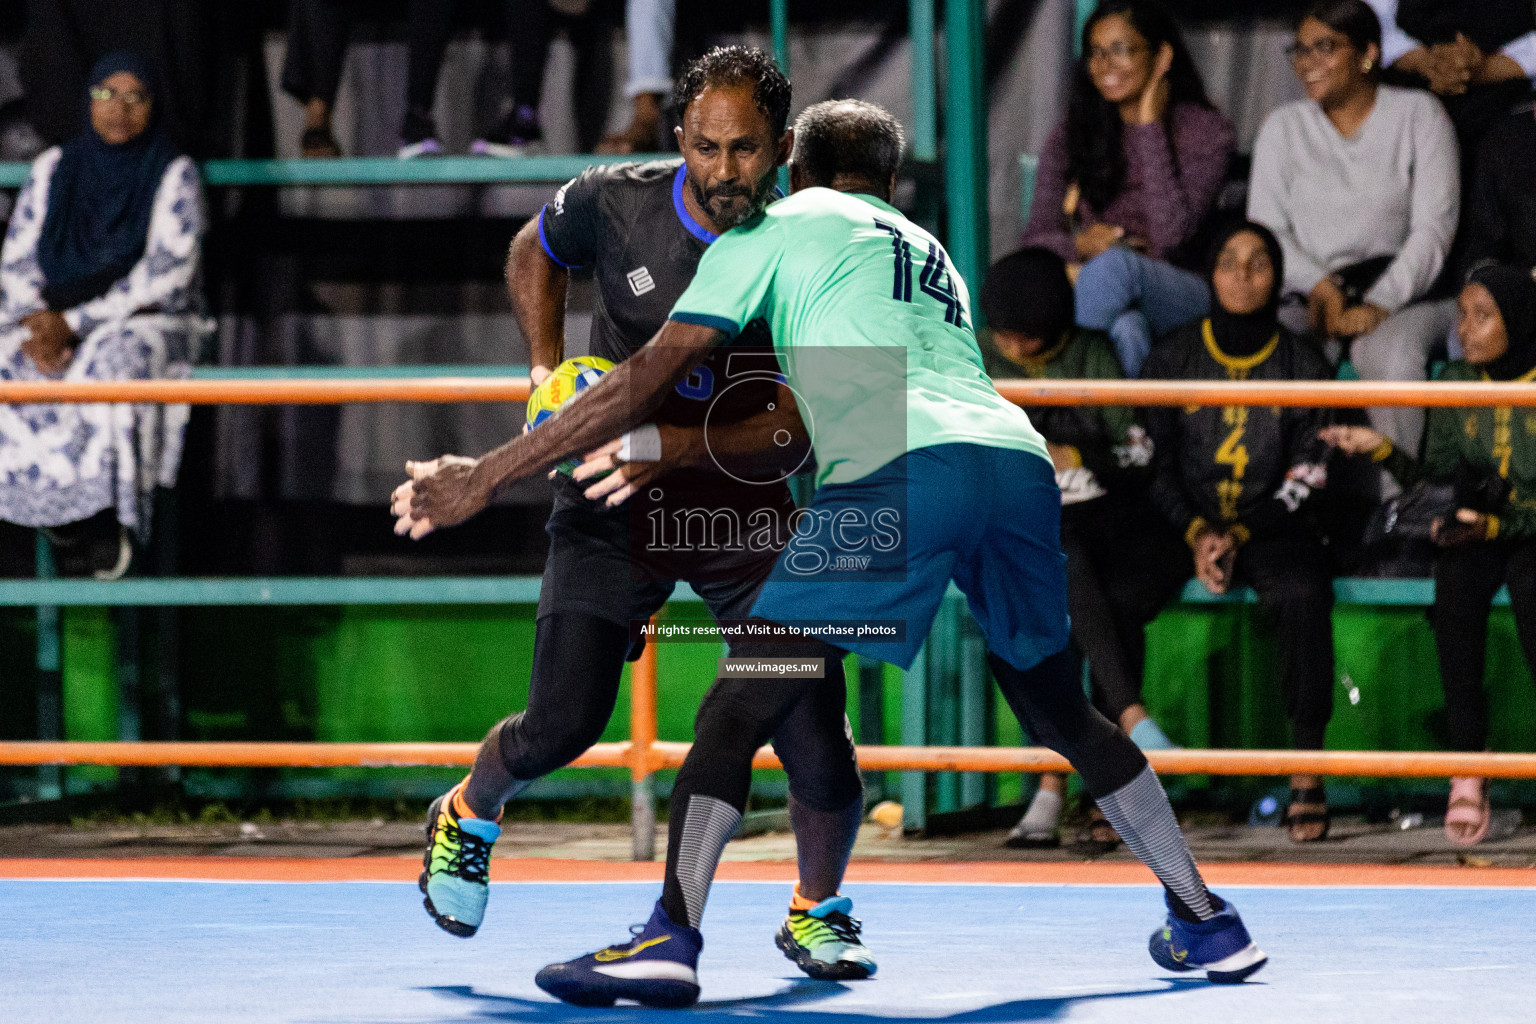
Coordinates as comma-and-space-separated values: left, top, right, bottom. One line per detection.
506, 220, 567, 385
572, 383, 811, 506
391, 320, 725, 538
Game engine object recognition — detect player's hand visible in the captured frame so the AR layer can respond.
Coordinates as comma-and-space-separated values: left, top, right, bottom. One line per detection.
1318, 425, 1387, 457
572, 424, 695, 507
391, 454, 486, 540
1193, 529, 1235, 595
530, 364, 553, 386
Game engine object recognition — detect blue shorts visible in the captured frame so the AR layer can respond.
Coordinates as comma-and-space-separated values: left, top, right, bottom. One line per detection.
751, 443, 1069, 671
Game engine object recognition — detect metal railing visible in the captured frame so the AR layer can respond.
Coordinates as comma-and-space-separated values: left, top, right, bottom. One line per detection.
4, 372, 1536, 856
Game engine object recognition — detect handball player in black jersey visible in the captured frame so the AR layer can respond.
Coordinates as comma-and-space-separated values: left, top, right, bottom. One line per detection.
401, 47, 874, 986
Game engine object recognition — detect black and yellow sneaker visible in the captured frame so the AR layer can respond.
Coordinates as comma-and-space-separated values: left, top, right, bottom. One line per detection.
419, 783, 501, 937
775, 895, 877, 980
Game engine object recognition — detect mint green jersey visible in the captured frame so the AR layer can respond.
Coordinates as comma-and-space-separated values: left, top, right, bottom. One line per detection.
669, 188, 1049, 486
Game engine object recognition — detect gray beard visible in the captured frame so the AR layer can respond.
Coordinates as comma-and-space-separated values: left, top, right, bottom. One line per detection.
691, 175, 774, 231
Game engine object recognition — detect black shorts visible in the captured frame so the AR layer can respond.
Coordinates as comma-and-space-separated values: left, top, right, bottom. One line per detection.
536, 476, 790, 654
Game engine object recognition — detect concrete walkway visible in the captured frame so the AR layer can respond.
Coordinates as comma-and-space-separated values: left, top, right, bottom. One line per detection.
2, 811, 1531, 867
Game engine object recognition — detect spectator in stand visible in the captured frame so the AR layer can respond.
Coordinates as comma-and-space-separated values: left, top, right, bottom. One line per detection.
1142, 221, 1338, 844
1248, 0, 1459, 458
1464, 102, 1536, 270
1370, 1, 1536, 295
282, 0, 615, 158
1322, 264, 1536, 847
472, 0, 616, 157
0, 52, 206, 576
1022, 0, 1234, 378
980, 248, 1187, 850
1376, 1, 1536, 105
598, 0, 675, 153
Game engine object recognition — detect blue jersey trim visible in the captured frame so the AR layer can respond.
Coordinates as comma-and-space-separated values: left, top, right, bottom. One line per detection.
672, 166, 719, 244
536, 205, 583, 269
669, 311, 741, 338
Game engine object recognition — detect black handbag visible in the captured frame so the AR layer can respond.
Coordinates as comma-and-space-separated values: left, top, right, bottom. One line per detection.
1330, 255, 1395, 308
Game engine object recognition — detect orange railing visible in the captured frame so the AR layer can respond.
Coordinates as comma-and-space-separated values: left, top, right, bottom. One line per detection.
3, 377, 1536, 407
7, 373, 1536, 845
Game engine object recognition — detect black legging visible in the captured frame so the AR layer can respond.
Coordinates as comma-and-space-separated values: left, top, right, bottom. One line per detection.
1432, 537, 1536, 751
1061, 502, 1189, 723
466, 613, 861, 815
657, 639, 1148, 925
281, 0, 613, 146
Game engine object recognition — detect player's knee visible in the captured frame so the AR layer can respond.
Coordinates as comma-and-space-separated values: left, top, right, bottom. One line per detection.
786, 759, 863, 812
497, 707, 608, 778
1076, 717, 1148, 796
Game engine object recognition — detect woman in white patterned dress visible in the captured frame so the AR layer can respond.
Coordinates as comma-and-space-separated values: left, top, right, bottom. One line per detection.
0, 51, 208, 575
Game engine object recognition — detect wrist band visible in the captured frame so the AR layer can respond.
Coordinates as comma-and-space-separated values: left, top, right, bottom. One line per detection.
618, 423, 662, 463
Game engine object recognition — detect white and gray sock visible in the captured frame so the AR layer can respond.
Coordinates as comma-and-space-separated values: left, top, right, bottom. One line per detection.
1094, 765, 1214, 921
674, 794, 744, 928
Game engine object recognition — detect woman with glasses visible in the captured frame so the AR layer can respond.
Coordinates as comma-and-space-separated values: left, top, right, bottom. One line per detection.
0, 52, 206, 577
1248, 0, 1459, 462
1022, 0, 1234, 377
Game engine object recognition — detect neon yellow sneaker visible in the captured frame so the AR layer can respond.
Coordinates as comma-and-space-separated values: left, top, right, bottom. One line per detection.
419, 783, 500, 937
775, 895, 877, 980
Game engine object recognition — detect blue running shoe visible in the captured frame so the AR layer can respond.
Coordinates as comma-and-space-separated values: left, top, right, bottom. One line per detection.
536, 901, 702, 1008
419, 784, 500, 937
1148, 891, 1267, 983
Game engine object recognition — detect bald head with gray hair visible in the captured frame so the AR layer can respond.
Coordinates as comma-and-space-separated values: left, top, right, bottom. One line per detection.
789, 99, 905, 200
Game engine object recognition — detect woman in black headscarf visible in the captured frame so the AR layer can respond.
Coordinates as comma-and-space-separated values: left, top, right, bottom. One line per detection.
1323, 263, 1536, 846
0, 51, 207, 574
1143, 219, 1340, 842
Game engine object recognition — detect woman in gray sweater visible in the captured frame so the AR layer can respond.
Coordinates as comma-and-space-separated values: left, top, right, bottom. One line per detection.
1248, 0, 1459, 456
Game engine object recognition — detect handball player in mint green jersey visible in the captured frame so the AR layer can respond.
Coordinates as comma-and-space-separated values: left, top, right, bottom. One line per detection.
394, 99, 1266, 1000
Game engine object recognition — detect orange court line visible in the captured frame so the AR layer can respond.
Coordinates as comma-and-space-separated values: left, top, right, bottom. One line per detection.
3, 857, 1535, 888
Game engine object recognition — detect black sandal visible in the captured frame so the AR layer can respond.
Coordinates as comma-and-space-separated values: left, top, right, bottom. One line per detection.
1071, 803, 1122, 855
1284, 785, 1330, 843
300, 126, 342, 157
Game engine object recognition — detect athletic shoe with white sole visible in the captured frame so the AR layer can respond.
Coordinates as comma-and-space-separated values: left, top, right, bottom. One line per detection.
419, 783, 500, 937
535, 900, 702, 1008
776, 894, 877, 980
1148, 891, 1267, 983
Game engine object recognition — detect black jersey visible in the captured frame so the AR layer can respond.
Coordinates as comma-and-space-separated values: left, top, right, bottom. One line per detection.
1142, 320, 1331, 541
536, 159, 794, 571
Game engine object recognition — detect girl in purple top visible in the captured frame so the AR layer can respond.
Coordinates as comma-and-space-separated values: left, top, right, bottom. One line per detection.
1023, 0, 1234, 375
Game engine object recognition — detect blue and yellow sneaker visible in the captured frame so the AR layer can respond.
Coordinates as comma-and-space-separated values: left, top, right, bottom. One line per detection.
419, 783, 500, 937
776, 894, 877, 981
535, 900, 702, 1008
1148, 891, 1267, 983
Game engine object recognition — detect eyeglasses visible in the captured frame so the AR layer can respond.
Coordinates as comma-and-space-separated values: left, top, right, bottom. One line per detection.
89, 87, 150, 107
1087, 41, 1147, 64
1285, 38, 1345, 62
1215, 254, 1274, 275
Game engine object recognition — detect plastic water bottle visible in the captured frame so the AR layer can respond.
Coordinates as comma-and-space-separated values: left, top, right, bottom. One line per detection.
1249, 793, 1283, 827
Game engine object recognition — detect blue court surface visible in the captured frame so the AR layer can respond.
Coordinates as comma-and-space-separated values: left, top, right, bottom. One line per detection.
0, 879, 1530, 1023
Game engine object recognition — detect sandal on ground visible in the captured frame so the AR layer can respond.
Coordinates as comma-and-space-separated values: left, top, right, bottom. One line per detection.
1284, 785, 1330, 843
300, 126, 341, 158
1071, 803, 1121, 854
1444, 776, 1490, 848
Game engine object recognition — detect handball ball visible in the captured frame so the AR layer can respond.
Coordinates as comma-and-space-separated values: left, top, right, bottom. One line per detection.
524, 355, 615, 475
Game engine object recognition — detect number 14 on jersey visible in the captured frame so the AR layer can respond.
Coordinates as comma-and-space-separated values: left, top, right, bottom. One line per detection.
874, 219, 969, 330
